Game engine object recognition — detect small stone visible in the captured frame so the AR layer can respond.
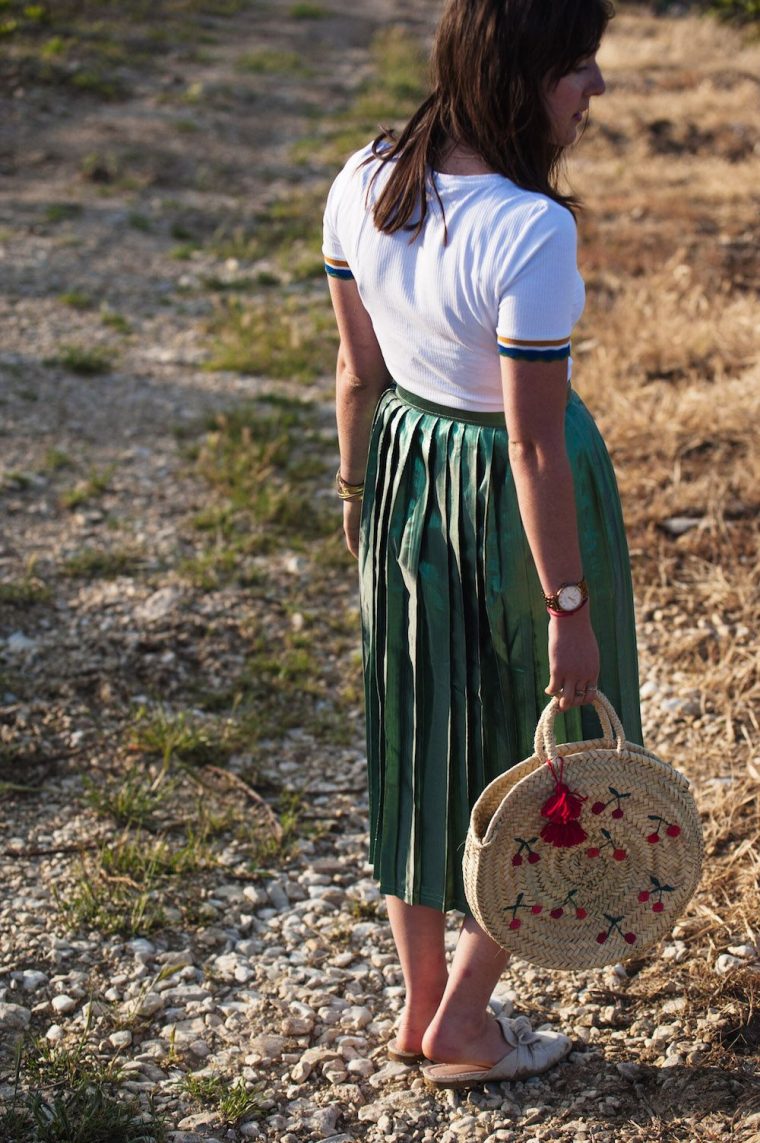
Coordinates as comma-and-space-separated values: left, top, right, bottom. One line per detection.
346, 1057, 374, 1078
309, 1106, 341, 1138
46, 1024, 65, 1042
131, 991, 164, 1018
715, 953, 744, 974
0, 1003, 32, 1031
239, 1126, 261, 1140
727, 944, 755, 959
109, 1030, 133, 1049
21, 971, 48, 992
341, 1005, 372, 1030
51, 994, 78, 1016
189, 1040, 211, 1057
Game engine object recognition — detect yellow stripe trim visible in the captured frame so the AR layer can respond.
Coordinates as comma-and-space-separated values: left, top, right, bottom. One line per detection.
498, 335, 571, 348
325, 256, 351, 268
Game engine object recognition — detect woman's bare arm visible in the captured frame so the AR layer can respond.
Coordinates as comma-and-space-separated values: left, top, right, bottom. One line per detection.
328, 276, 392, 556
501, 357, 600, 712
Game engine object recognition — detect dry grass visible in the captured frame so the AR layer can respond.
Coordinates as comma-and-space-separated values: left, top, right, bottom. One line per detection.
558, 8, 760, 1081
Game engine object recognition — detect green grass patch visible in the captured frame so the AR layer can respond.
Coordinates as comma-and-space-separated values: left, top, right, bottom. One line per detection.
235, 47, 309, 75
129, 705, 241, 771
101, 308, 132, 334
0, 1036, 166, 1143
59, 289, 93, 309
54, 343, 117, 376
62, 546, 142, 578
44, 201, 83, 223
180, 1074, 265, 1125
205, 296, 335, 380
0, 575, 51, 605
59, 465, 115, 509
289, 1, 327, 16
210, 184, 326, 268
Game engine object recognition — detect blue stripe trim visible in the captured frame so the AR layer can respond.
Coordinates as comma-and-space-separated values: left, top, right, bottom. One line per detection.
498, 345, 570, 362
325, 263, 354, 280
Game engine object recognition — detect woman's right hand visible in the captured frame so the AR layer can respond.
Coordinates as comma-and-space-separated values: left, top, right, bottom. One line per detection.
343, 499, 362, 559
545, 609, 600, 713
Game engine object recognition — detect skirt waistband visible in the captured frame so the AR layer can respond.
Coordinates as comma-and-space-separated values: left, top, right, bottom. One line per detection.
393, 385, 506, 427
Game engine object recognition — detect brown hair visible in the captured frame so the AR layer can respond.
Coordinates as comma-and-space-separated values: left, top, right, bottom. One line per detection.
369, 0, 614, 238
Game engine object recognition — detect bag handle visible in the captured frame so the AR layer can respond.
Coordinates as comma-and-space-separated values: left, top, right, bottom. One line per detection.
533, 690, 626, 761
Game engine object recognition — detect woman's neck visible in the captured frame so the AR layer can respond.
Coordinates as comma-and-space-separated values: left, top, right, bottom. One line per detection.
434, 140, 494, 176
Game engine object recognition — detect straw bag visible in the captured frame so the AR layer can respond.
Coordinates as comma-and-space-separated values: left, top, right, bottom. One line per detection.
463, 692, 703, 970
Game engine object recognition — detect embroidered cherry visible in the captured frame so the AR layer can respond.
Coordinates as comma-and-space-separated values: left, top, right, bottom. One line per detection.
550, 907, 564, 919
612, 848, 627, 861
647, 815, 681, 844
588, 829, 625, 862
576, 908, 588, 920
503, 892, 541, 930
512, 837, 540, 867
590, 787, 631, 820
531, 905, 543, 915
550, 889, 584, 921
637, 875, 677, 914
597, 913, 631, 947
587, 846, 601, 858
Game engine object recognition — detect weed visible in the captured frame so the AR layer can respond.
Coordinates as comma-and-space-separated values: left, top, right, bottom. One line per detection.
62, 547, 141, 579
181, 1074, 265, 1124
205, 296, 335, 381
290, 1, 327, 17
45, 201, 83, 223
43, 447, 73, 471
83, 766, 178, 830
59, 465, 115, 509
101, 309, 132, 334
235, 48, 309, 75
129, 705, 240, 771
0, 1036, 166, 1143
127, 211, 152, 232
0, 575, 51, 606
59, 289, 93, 309
54, 343, 117, 376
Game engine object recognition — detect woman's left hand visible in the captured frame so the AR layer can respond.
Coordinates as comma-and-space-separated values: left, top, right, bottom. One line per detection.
343, 499, 362, 558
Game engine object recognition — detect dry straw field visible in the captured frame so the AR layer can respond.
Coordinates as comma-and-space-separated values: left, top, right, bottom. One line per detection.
0, 0, 758, 1140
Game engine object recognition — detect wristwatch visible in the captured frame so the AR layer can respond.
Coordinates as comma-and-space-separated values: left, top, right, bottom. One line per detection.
544, 578, 588, 614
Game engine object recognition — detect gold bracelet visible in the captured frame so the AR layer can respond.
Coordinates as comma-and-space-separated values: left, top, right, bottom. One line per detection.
336, 470, 364, 500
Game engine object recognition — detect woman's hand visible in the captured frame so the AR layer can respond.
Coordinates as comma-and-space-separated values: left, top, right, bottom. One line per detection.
343, 499, 362, 558
545, 609, 600, 713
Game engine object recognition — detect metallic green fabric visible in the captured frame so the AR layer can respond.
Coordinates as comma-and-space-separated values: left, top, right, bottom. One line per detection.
359, 385, 642, 913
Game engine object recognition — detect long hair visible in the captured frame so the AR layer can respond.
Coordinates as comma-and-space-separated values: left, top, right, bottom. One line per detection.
369, 0, 614, 238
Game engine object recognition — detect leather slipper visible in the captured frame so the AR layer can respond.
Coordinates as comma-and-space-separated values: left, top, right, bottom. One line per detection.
421, 1015, 570, 1089
387, 1039, 426, 1064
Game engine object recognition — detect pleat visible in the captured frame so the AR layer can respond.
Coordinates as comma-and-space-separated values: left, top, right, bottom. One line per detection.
360, 387, 642, 913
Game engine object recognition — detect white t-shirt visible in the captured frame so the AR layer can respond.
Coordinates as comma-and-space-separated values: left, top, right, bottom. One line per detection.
323, 143, 585, 413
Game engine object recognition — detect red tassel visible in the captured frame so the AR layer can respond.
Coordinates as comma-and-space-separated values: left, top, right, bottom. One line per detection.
540, 818, 588, 848
540, 759, 588, 848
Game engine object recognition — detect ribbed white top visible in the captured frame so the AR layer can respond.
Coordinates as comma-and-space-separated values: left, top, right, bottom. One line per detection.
323, 143, 585, 413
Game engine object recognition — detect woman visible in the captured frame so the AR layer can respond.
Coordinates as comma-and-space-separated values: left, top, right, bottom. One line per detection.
323, 0, 641, 1088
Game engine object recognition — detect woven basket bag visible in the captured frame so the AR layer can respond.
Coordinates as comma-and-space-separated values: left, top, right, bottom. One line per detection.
463, 692, 704, 970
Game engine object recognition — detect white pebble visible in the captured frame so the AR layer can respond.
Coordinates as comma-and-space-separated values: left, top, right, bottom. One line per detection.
46, 1024, 65, 1042
109, 1031, 133, 1049
0, 1003, 32, 1030
715, 953, 745, 974
51, 994, 77, 1016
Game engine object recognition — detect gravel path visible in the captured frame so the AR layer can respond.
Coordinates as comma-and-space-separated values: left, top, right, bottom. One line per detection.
1, 2, 758, 1141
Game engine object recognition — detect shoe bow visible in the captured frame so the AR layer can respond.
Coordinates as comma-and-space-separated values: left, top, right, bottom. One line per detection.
498, 1015, 540, 1048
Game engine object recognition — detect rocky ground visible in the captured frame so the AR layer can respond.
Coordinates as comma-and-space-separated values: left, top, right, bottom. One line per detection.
0, 1, 759, 1141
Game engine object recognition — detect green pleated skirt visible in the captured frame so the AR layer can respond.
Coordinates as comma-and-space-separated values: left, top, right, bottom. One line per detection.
359, 384, 642, 913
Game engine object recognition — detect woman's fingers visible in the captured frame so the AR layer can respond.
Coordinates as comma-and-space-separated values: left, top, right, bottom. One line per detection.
544, 679, 598, 711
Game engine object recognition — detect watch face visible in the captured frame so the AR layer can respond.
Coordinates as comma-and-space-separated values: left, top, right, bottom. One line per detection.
558, 584, 583, 611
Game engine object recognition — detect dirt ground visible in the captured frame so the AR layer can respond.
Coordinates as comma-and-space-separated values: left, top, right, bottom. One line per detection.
0, 1, 759, 1141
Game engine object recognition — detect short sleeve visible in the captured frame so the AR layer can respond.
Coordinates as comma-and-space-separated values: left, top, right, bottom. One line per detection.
322, 164, 355, 281
496, 203, 583, 363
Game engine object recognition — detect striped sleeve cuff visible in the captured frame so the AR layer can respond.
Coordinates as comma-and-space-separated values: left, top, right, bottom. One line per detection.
324, 256, 354, 280
497, 335, 571, 362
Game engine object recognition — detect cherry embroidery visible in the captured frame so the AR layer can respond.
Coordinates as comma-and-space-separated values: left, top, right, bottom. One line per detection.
591, 787, 632, 820
646, 815, 682, 843
548, 889, 587, 920
512, 836, 541, 867
587, 829, 627, 861
637, 875, 676, 913
596, 914, 636, 946
503, 891, 542, 929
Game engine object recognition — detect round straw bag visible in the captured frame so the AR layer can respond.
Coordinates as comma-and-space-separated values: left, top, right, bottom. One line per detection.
463, 692, 703, 969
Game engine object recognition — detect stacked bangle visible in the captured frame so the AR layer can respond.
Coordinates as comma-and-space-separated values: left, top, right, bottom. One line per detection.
336, 470, 364, 501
